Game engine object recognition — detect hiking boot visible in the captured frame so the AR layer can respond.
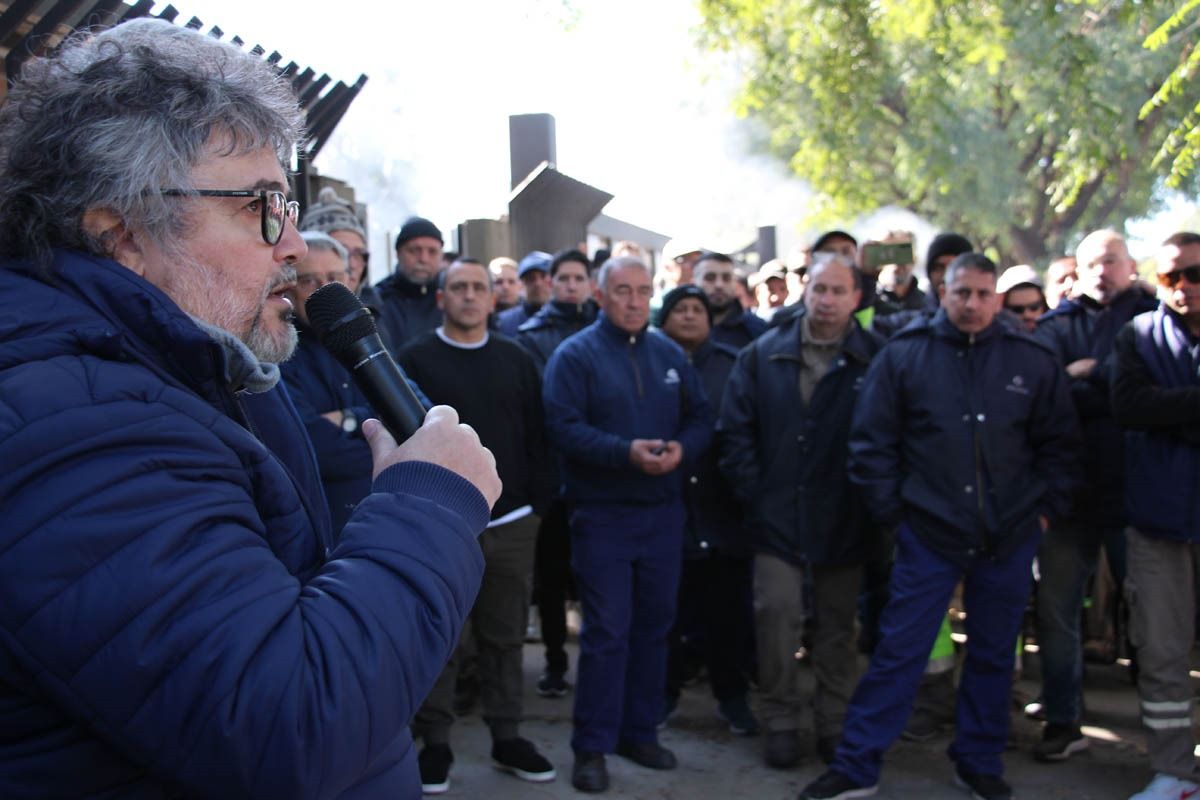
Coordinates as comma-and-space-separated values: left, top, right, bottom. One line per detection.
571, 751, 609, 793
615, 739, 677, 770
492, 736, 556, 783
1130, 772, 1200, 800
536, 670, 570, 698
418, 744, 453, 795
954, 766, 1012, 800
764, 729, 799, 768
717, 696, 760, 736
799, 769, 879, 799
1032, 723, 1088, 762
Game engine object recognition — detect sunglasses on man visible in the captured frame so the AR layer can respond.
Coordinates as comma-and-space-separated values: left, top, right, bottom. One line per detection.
1158, 265, 1200, 289
160, 189, 299, 246
1005, 301, 1046, 315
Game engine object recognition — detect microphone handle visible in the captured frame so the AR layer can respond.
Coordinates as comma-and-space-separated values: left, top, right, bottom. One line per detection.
342, 334, 426, 441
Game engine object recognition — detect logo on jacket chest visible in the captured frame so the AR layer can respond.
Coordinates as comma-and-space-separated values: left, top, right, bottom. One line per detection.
1005, 374, 1030, 396
664, 367, 681, 385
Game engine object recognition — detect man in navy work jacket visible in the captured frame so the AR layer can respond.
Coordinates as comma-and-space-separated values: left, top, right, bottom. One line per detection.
543, 256, 712, 794
801, 253, 1080, 800
1113, 232, 1200, 800
0, 19, 498, 800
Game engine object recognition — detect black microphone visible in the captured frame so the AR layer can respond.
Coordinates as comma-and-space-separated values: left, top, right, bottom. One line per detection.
305, 282, 425, 441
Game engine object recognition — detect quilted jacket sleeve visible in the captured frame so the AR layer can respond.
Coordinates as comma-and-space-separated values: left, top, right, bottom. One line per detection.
0, 378, 485, 799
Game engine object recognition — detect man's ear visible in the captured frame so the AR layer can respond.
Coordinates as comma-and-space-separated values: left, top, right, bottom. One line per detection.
81, 208, 144, 275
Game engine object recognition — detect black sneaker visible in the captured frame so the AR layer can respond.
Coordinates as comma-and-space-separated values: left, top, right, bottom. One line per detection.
717, 696, 760, 736
536, 670, 570, 697
615, 739, 677, 770
418, 744, 453, 795
1031, 723, 1088, 762
571, 751, 609, 793
799, 769, 878, 799
954, 766, 1012, 800
492, 737, 556, 782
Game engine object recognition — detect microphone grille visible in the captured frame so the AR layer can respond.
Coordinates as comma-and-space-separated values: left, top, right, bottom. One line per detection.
305, 282, 380, 359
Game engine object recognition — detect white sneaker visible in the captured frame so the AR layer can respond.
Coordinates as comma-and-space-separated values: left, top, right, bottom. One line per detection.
1130, 773, 1200, 800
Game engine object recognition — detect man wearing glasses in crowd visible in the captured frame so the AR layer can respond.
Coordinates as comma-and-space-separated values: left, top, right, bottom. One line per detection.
0, 19, 497, 799
1113, 232, 1200, 800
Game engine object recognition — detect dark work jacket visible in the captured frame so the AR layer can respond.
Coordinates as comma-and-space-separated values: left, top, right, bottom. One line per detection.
1113, 308, 1200, 541
681, 338, 747, 558
543, 312, 713, 507
850, 311, 1081, 566
0, 250, 486, 799
719, 312, 882, 566
373, 269, 442, 349
496, 301, 542, 338
516, 298, 597, 374
711, 307, 767, 352
1035, 289, 1159, 527
281, 321, 373, 535
879, 277, 927, 312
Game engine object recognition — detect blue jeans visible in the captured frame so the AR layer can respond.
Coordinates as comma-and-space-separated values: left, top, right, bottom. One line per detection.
832, 523, 1038, 786
1035, 521, 1125, 726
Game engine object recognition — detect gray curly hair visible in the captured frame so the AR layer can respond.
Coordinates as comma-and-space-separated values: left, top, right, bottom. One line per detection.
0, 18, 305, 269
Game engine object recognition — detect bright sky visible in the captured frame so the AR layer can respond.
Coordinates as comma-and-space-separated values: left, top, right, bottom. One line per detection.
186, 0, 820, 279
185, 0, 1194, 274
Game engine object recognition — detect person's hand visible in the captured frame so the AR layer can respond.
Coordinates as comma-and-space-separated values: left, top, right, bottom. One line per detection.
629, 439, 682, 475
1065, 358, 1097, 379
363, 405, 501, 509
1039, 515, 1050, 533
658, 441, 683, 473
320, 410, 345, 427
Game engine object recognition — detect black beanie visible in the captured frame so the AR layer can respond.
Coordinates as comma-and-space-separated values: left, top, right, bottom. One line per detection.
655, 285, 713, 328
394, 216, 443, 250
925, 233, 973, 269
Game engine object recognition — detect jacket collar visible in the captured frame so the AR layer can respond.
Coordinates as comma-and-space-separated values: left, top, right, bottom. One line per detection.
377, 268, 438, 299
598, 310, 647, 343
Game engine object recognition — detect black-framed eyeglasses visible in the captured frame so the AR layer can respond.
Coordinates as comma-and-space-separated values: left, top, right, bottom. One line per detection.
160, 189, 299, 246
1158, 265, 1200, 288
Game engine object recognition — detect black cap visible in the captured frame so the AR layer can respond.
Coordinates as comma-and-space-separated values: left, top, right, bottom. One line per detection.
925, 233, 973, 269
812, 229, 858, 252
394, 216, 443, 250
655, 284, 713, 328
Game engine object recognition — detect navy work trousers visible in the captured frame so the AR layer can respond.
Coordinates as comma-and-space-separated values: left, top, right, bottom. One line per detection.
569, 501, 684, 754
832, 522, 1038, 786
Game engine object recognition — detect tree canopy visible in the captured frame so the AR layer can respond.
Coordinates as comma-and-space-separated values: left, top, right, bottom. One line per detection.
698, 0, 1200, 263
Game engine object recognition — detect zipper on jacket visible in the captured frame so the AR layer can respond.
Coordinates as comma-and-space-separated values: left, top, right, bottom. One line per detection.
967, 333, 992, 555
628, 335, 644, 397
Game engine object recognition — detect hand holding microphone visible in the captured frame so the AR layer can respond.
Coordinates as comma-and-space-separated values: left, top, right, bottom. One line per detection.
306, 283, 501, 508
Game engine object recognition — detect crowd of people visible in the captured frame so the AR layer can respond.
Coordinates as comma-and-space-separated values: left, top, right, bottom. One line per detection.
288, 179, 1200, 800
0, 17, 1198, 800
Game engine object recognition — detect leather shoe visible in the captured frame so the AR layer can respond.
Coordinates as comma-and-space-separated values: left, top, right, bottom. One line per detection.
615, 740, 677, 770
571, 751, 609, 793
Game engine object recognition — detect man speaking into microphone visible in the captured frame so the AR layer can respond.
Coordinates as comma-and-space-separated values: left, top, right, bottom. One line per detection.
0, 18, 498, 800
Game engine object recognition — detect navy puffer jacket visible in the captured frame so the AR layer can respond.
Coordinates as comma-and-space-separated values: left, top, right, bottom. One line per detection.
0, 251, 486, 799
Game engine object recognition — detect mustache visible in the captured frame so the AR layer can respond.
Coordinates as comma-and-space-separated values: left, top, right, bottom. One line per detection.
266, 265, 297, 294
